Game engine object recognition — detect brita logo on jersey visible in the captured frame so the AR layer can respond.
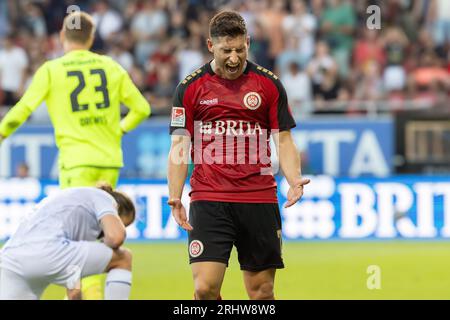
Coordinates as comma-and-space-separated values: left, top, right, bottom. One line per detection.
198, 120, 263, 136
169, 121, 280, 175
192, 121, 279, 174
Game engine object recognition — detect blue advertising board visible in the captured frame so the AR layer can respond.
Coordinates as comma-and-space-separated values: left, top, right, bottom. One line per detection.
0, 175, 449, 241
0, 118, 393, 179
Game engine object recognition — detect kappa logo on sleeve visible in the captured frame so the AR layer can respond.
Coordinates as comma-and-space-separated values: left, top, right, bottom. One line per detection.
171, 107, 186, 127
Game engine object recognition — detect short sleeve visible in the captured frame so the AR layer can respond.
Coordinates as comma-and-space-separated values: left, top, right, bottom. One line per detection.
89, 189, 118, 221
169, 82, 194, 137
268, 79, 296, 132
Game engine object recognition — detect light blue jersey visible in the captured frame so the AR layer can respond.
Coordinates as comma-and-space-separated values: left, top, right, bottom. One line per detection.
0, 188, 117, 295
4, 187, 117, 249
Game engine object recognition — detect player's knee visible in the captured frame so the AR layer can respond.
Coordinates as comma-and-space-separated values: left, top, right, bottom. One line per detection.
194, 282, 220, 300
118, 248, 132, 270
108, 247, 132, 271
248, 281, 274, 300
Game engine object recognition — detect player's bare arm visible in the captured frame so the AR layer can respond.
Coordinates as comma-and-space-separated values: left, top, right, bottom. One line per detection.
274, 130, 310, 208
167, 134, 192, 231
100, 214, 127, 249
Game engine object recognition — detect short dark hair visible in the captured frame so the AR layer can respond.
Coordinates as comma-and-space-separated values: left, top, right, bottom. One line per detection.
209, 11, 247, 39
63, 11, 95, 44
98, 184, 136, 223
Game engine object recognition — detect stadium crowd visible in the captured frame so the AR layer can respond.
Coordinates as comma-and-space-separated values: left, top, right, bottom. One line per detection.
0, 0, 448, 118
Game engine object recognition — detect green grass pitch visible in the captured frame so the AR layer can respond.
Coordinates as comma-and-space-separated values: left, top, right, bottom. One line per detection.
33, 241, 450, 299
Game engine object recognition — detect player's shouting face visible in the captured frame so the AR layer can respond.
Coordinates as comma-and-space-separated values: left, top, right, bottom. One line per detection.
208, 35, 249, 80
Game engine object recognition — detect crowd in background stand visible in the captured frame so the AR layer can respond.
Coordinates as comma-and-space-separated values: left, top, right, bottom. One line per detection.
0, 0, 449, 119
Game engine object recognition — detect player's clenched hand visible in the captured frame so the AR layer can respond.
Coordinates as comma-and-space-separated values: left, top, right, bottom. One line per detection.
168, 198, 193, 231
284, 178, 311, 208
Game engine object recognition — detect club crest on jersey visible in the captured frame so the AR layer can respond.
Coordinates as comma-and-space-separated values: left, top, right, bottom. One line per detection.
243, 92, 262, 110
171, 107, 185, 127
189, 240, 204, 258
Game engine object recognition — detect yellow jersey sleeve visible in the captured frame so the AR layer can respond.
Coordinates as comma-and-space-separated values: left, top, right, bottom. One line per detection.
0, 63, 49, 137
118, 65, 151, 133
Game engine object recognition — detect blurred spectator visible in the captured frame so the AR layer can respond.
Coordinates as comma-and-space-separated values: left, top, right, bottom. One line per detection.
307, 41, 339, 101
108, 37, 134, 72
120, 0, 139, 29
43, 0, 91, 35
310, 0, 325, 18
382, 27, 409, 94
130, 0, 169, 66
168, 9, 189, 41
319, 0, 356, 77
46, 32, 65, 59
128, 63, 147, 92
91, 0, 123, 52
0, 34, 28, 106
417, 28, 439, 57
353, 29, 385, 76
409, 52, 449, 94
145, 39, 176, 88
0, 0, 11, 37
258, 0, 287, 70
276, 35, 304, 77
447, 50, 450, 74
282, 0, 317, 65
22, 1, 47, 38
147, 63, 177, 116
237, 0, 259, 37
354, 61, 383, 101
431, 0, 450, 48
27, 38, 46, 66
249, 19, 271, 70
281, 62, 312, 115
0, 0, 447, 117
176, 35, 204, 82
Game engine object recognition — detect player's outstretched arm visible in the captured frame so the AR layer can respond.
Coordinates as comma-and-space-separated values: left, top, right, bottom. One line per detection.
274, 130, 310, 208
100, 214, 127, 249
0, 63, 49, 139
167, 134, 192, 231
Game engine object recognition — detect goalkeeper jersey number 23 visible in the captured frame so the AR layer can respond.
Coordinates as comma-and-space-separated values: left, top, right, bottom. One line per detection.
0, 49, 151, 170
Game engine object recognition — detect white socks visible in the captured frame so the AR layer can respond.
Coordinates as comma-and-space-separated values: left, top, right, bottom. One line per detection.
104, 269, 132, 300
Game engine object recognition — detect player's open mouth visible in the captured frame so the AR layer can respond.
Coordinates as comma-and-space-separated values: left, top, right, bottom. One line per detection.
225, 63, 240, 74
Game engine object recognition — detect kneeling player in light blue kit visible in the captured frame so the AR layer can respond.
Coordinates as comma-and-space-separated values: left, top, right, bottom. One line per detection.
0, 185, 135, 300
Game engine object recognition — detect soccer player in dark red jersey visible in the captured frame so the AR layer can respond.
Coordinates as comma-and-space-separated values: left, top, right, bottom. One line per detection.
167, 11, 310, 300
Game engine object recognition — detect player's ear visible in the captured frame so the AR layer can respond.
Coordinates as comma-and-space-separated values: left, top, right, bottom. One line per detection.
246, 36, 250, 50
207, 38, 214, 53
